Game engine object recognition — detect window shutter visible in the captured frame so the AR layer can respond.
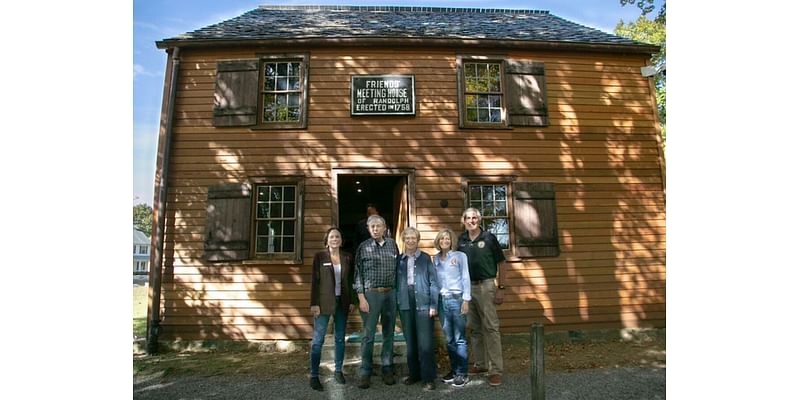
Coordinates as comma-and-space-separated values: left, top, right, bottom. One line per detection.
213, 60, 259, 127
204, 183, 252, 261
514, 182, 559, 257
505, 60, 549, 127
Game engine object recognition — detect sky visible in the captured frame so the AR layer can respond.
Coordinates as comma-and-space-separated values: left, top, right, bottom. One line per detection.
132, 0, 663, 206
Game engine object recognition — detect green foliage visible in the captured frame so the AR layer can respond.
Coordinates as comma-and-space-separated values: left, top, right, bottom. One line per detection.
615, 4, 666, 143
134, 203, 153, 237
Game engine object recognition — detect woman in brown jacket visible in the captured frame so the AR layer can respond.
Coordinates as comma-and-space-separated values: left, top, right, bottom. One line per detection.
309, 227, 356, 391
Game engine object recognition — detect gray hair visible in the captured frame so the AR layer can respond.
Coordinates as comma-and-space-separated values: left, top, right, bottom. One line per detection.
366, 214, 386, 227
401, 226, 420, 241
462, 207, 482, 223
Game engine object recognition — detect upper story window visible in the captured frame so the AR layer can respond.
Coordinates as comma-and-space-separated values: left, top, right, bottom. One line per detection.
138, 245, 148, 255
464, 62, 504, 125
213, 54, 309, 129
261, 61, 303, 123
457, 56, 550, 129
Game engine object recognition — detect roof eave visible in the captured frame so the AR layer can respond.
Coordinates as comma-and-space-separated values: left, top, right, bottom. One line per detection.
155, 37, 660, 55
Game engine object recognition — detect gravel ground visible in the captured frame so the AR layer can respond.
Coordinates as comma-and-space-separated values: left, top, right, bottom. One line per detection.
133, 367, 665, 400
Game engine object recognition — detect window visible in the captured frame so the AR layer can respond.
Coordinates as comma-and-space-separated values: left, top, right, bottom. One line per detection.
468, 183, 510, 249
464, 178, 560, 258
213, 54, 309, 129
138, 245, 148, 255
203, 178, 305, 263
254, 184, 298, 255
134, 261, 148, 273
261, 61, 303, 123
457, 56, 549, 128
464, 62, 504, 124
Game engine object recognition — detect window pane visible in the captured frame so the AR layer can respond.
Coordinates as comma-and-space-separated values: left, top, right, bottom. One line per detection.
477, 95, 488, 107
264, 76, 275, 90
482, 186, 494, 202
256, 221, 271, 235
256, 236, 275, 253
284, 186, 295, 200
470, 186, 481, 200
288, 93, 300, 107
276, 77, 288, 91
496, 234, 509, 249
466, 108, 477, 122
289, 77, 300, 90
257, 203, 270, 218
489, 95, 501, 107
270, 204, 281, 218
265, 63, 277, 77
494, 186, 506, 200
288, 108, 300, 121
482, 204, 494, 217
478, 109, 489, 122
283, 203, 295, 217
282, 237, 295, 253
284, 221, 295, 235
495, 201, 507, 216
277, 62, 287, 76
490, 109, 501, 123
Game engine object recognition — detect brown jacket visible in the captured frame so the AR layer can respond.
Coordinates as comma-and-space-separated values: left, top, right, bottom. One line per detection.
310, 250, 356, 315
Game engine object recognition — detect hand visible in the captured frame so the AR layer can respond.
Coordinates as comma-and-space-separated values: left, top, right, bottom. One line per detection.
429, 308, 437, 318
348, 304, 355, 313
493, 289, 504, 305
359, 301, 370, 313
461, 301, 469, 315
310, 305, 320, 318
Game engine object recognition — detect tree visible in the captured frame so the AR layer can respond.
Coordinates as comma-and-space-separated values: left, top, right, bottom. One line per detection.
616, 1, 666, 143
134, 203, 153, 237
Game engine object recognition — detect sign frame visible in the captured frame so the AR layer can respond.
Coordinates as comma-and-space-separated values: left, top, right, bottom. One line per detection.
350, 75, 416, 116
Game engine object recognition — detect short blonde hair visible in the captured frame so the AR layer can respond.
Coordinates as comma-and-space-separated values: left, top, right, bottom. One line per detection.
434, 228, 456, 251
401, 226, 420, 241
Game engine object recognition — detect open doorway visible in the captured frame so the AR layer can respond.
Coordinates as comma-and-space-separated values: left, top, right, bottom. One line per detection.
334, 170, 415, 255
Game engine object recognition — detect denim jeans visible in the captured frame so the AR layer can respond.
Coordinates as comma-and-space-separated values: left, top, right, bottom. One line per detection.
310, 296, 347, 378
438, 294, 468, 376
359, 289, 396, 377
399, 287, 437, 382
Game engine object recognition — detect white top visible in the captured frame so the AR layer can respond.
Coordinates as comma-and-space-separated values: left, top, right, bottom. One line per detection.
334, 263, 342, 296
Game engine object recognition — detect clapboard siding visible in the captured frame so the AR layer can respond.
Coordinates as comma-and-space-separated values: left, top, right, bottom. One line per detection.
156, 47, 665, 341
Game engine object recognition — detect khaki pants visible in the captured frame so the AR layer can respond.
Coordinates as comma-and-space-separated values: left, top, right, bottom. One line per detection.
468, 279, 503, 374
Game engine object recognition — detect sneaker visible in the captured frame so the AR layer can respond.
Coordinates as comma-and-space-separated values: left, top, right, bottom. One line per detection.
441, 371, 455, 383
451, 375, 469, 388
423, 381, 436, 391
309, 377, 323, 391
402, 376, 421, 385
469, 366, 488, 374
382, 372, 396, 385
488, 374, 502, 386
358, 376, 370, 389
334, 372, 346, 384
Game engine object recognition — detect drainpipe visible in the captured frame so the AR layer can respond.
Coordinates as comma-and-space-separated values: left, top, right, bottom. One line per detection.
147, 46, 180, 354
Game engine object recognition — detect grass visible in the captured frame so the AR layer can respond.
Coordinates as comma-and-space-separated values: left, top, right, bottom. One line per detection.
133, 286, 148, 338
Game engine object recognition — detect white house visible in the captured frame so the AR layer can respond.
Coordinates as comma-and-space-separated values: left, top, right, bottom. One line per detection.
133, 228, 150, 274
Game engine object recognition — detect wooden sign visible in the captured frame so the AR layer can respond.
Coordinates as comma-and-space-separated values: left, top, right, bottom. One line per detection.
351, 75, 415, 116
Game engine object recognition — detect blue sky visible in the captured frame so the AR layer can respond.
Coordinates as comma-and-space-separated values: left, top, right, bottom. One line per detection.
132, 0, 662, 206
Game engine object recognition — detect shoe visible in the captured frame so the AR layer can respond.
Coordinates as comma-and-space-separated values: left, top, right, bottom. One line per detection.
488, 374, 502, 386
469, 366, 488, 374
382, 372, 396, 385
451, 375, 469, 388
334, 372, 345, 384
402, 376, 421, 385
309, 377, 323, 391
358, 376, 370, 389
423, 381, 436, 391
441, 371, 455, 383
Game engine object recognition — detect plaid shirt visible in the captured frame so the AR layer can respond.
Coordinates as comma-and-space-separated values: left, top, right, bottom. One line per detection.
354, 238, 399, 293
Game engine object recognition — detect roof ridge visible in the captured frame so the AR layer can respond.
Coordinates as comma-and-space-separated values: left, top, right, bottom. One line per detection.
257, 5, 549, 14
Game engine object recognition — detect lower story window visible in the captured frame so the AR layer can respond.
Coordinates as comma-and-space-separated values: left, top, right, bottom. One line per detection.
254, 184, 297, 255
468, 183, 510, 249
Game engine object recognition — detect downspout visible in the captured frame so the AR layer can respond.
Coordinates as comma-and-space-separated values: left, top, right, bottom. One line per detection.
147, 46, 180, 354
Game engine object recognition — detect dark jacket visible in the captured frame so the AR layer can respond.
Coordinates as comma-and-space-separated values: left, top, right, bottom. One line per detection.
396, 250, 440, 312
310, 250, 356, 315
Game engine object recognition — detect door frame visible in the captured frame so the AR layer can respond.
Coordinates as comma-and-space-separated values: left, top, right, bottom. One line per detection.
331, 167, 416, 229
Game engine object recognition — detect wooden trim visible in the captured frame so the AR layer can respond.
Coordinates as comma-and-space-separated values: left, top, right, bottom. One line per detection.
646, 74, 666, 193
156, 38, 661, 55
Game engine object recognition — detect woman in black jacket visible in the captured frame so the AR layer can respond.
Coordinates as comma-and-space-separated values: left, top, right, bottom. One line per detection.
309, 227, 356, 391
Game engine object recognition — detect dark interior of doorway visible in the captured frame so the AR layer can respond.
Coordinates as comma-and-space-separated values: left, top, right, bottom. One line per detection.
338, 174, 404, 255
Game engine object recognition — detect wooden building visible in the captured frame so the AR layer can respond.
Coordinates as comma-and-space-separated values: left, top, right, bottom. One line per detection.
148, 5, 665, 344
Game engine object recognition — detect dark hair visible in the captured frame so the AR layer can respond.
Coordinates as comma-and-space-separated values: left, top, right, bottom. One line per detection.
323, 227, 343, 247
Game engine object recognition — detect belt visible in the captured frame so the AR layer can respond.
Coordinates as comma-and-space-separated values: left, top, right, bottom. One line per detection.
367, 287, 393, 293
471, 278, 494, 285
441, 292, 462, 299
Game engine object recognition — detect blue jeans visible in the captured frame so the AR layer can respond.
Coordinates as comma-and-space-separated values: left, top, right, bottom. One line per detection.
359, 289, 396, 377
399, 287, 436, 382
438, 294, 468, 376
310, 297, 347, 378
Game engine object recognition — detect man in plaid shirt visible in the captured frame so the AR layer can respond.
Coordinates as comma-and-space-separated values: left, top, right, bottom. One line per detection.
354, 215, 400, 389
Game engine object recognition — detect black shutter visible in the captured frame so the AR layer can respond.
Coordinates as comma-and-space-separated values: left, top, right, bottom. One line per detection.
514, 182, 559, 257
505, 60, 549, 127
213, 60, 259, 127
203, 183, 252, 261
